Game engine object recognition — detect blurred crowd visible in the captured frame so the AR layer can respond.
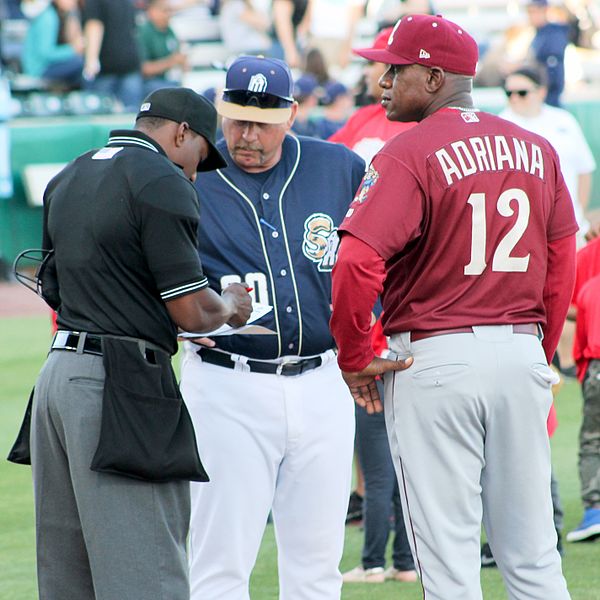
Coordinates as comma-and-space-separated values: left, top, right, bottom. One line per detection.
2, 0, 599, 356
0, 0, 600, 119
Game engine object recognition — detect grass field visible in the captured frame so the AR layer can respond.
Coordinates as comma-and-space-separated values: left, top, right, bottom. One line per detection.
2, 315, 600, 599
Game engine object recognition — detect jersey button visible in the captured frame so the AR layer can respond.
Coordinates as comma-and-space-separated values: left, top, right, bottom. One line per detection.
288, 343, 294, 350
286, 306, 293, 313
280, 269, 287, 276
272, 231, 279, 238
262, 192, 270, 200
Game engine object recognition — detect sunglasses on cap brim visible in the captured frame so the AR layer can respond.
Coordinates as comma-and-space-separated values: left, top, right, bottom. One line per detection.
222, 90, 293, 109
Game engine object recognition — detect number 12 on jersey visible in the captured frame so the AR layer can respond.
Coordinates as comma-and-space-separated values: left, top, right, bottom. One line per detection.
464, 188, 531, 275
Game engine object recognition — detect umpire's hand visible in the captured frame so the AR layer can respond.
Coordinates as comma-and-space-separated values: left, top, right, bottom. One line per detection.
341, 356, 413, 414
222, 283, 253, 328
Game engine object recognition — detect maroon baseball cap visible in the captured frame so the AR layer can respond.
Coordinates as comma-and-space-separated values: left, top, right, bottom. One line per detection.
353, 14, 478, 76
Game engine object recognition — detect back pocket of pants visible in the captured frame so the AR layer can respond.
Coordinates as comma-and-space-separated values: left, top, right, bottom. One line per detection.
529, 364, 560, 388
68, 376, 104, 389
412, 363, 470, 389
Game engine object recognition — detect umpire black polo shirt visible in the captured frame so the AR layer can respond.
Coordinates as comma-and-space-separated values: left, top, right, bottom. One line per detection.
43, 129, 208, 355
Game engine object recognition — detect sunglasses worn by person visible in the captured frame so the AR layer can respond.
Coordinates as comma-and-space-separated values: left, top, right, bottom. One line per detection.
504, 89, 534, 98
223, 90, 293, 109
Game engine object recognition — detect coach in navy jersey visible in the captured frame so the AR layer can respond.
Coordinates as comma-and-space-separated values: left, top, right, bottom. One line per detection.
331, 14, 576, 600
180, 56, 366, 600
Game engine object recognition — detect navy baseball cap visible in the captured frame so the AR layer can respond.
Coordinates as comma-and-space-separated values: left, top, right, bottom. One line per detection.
294, 74, 318, 99
321, 81, 349, 105
354, 14, 478, 77
218, 56, 295, 124
137, 87, 227, 171
201, 86, 217, 104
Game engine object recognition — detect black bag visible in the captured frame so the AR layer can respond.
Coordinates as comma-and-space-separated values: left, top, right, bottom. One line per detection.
90, 337, 209, 483
7, 388, 34, 465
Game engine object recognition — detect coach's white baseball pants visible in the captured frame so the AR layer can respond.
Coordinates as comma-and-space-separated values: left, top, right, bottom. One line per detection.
180, 347, 355, 600
386, 325, 571, 600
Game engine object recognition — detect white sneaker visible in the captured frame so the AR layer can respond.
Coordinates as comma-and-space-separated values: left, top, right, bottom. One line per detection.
342, 566, 386, 583
384, 566, 418, 582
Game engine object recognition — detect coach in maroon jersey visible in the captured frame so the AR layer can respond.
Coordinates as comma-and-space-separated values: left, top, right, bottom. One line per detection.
330, 14, 576, 600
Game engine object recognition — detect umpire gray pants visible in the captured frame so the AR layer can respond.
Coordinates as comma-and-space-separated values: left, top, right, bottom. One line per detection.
31, 348, 190, 600
386, 325, 570, 600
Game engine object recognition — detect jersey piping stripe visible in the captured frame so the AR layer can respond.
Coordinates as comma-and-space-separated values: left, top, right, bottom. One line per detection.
160, 278, 208, 300
107, 136, 160, 153
215, 169, 283, 357
276, 136, 303, 354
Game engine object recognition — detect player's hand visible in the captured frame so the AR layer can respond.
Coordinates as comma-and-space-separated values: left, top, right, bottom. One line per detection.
341, 356, 413, 414
181, 336, 216, 348
222, 283, 252, 328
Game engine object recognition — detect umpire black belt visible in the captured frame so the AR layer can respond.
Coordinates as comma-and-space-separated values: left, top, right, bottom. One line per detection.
51, 331, 103, 355
197, 347, 323, 376
51, 330, 163, 360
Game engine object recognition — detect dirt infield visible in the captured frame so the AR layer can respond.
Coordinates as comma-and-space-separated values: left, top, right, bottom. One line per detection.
0, 282, 49, 318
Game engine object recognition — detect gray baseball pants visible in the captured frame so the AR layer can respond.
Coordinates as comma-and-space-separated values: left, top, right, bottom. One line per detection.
31, 348, 190, 600
385, 325, 570, 600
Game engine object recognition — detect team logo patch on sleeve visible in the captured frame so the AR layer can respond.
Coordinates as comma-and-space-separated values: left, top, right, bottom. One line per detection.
302, 213, 339, 272
355, 165, 379, 204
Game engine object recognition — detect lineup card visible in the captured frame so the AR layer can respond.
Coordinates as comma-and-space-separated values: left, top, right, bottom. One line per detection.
179, 303, 274, 337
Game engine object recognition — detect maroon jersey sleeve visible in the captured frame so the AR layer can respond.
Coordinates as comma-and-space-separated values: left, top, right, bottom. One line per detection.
339, 152, 424, 260
331, 234, 386, 371
542, 235, 576, 362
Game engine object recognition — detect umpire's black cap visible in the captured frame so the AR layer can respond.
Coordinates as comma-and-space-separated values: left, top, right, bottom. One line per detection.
136, 87, 227, 172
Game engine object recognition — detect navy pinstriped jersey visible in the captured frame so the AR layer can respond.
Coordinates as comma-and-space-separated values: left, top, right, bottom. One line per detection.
195, 134, 365, 359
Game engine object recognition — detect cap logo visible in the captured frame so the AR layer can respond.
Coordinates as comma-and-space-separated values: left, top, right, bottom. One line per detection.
140, 102, 151, 112
419, 49, 431, 59
248, 73, 268, 93
388, 19, 402, 45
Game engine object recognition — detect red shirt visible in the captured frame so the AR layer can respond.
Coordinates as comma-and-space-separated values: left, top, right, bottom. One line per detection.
329, 104, 414, 164
574, 275, 600, 377
572, 237, 600, 380
339, 108, 577, 335
572, 236, 600, 304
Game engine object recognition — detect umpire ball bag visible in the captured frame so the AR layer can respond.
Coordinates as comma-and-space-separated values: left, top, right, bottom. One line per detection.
90, 336, 209, 483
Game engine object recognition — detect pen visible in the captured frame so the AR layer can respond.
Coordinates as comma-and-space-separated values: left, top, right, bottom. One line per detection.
259, 218, 277, 232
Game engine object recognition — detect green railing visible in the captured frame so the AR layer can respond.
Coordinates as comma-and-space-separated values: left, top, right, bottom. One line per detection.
1, 101, 599, 266
1, 115, 131, 266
